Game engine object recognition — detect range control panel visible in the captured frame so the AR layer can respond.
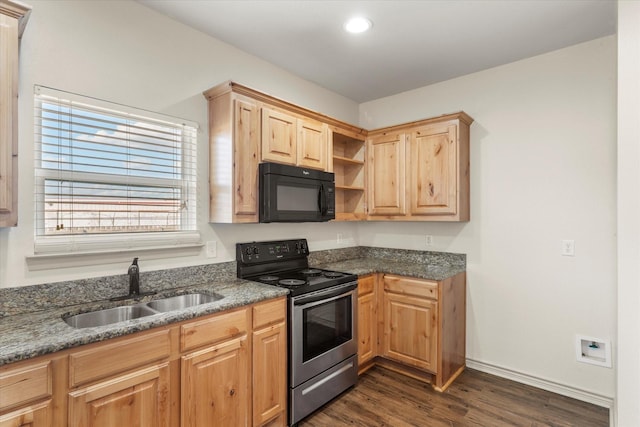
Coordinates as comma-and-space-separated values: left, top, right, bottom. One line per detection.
236, 239, 309, 264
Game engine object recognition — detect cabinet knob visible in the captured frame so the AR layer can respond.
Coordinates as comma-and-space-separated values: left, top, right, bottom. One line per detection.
229, 388, 235, 396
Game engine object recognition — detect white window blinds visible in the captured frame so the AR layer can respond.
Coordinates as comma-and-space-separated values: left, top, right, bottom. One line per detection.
34, 86, 198, 253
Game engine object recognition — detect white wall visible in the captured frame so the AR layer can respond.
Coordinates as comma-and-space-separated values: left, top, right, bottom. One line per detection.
0, 0, 359, 287
616, 1, 640, 425
358, 37, 617, 398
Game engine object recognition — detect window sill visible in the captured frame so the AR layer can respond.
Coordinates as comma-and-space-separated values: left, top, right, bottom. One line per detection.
27, 232, 203, 271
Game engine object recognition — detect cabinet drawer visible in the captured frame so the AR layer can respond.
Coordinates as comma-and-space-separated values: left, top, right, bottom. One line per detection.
0, 360, 52, 411
384, 275, 438, 300
181, 307, 248, 352
253, 298, 286, 330
69, 329, 171, 388
358, 275, 375, 296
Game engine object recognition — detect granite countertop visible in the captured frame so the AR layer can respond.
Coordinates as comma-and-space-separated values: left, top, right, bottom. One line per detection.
0, 279, 287, 366
310, 246, 466, 281
0, 246, 466, 367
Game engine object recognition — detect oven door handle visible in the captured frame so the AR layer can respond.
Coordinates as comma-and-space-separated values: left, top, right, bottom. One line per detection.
293, 282, 357, 306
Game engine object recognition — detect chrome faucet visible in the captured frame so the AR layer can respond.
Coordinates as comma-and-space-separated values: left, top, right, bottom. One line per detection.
128, 257, 140, 296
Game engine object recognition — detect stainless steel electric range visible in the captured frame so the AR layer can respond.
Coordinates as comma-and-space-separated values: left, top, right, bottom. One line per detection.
236, 239, 358, 426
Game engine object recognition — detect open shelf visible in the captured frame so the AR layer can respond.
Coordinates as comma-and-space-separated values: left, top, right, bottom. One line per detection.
332, 130, 366, 220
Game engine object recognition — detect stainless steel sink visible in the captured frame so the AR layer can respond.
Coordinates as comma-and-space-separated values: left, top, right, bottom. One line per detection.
64, 292, 223, 328
146, 293, 221, 313
64, 305, 158, 328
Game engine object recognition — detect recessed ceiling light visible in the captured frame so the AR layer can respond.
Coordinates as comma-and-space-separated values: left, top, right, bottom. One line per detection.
344, 17, 372, 34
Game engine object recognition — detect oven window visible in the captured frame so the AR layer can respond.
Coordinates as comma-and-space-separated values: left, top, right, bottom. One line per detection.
277, 184, 318, 212
302, 295, 352, 362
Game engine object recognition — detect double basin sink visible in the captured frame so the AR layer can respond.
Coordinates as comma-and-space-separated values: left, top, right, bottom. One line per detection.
64, 293, 223, 329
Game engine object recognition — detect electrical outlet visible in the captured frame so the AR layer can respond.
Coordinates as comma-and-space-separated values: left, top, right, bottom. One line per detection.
425, 235, 434, 246
337, 233, 344, 244
206, 240, 217, 258
562, 239, 575, 256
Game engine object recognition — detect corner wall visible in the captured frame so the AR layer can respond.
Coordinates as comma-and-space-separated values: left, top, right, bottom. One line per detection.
358, 36, 617, 399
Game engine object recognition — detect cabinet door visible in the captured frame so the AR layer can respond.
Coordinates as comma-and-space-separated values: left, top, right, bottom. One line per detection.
182, 335, 249, 427
253, 321, 287, 427
0, 400, 52, 427
234, 99, 260, 218
409, 124, 457, 215
0, 2, 28, 228
68, 362, 170, 427
297, 119, 327, 170
261, 108, 297, 165
382, 291, 438, 372
367, 133, 406, 216
357, 275, 377, 367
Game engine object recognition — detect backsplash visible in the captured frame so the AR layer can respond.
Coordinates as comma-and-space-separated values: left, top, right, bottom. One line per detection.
0, 262, 237, 317
0, 246, 465, 317
309, 246, 466, 269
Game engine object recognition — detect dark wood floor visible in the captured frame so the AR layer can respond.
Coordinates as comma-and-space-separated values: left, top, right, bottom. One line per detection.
299, 366, 609, 427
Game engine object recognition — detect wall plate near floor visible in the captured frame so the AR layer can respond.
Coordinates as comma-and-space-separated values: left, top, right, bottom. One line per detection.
575, 335, 612, 368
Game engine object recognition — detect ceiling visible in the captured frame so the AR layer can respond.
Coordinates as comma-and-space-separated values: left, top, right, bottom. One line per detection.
137, 0, 616, 103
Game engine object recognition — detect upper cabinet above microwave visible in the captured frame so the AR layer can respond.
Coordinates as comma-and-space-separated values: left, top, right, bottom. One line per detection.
203, 81, 366, 223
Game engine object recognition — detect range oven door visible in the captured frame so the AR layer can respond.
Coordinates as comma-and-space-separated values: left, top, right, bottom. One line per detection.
290, 281, 358, 387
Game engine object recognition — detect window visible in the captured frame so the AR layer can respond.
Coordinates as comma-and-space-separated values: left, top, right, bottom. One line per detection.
33, 86, 199, 255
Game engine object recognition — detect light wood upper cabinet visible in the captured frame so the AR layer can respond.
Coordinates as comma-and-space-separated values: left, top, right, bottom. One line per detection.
367, 113, 472, 221
261, 107, 297, 165
367, 132, 406, 216
0, 0, 30, 228
234, 100, 260, 218
206, 91, 260, 223
409, 123, 458, 216
261, 108, 328, 171
204, 82, 473, 223
297, 119, 327, 170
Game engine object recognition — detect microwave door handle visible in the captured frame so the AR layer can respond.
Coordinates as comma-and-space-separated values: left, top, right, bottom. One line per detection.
319, 184, 328, 215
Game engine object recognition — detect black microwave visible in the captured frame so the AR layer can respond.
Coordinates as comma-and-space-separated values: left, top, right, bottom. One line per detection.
259, 162, 335, 223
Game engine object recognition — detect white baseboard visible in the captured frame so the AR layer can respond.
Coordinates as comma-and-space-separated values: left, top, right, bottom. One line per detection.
465, 358, 614, 409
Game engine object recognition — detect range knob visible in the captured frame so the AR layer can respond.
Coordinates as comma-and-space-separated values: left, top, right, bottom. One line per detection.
245, 247, 252, 255
253, 247, 260, 254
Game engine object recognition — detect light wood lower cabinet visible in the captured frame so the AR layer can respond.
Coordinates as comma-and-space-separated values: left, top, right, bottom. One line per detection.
358, 272, 466, 392
382, 277, 438, 372
0, 400, 52, 427
0, 359, 53, 427
69, 362, 170, 427
0, 297, 287, 427
252, 300, 287, 427
357, 274, 377, 370
182, 336, 249, 427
